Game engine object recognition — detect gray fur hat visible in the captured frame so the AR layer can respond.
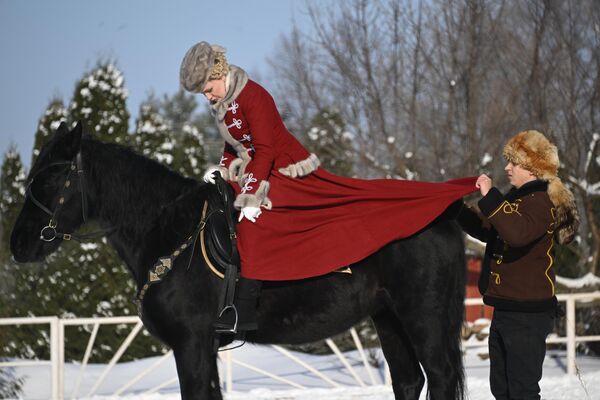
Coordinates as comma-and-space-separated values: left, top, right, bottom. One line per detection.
180, 42, 227, 93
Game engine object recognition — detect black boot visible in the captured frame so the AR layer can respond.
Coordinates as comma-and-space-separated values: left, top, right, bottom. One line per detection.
214, 278, 261, 334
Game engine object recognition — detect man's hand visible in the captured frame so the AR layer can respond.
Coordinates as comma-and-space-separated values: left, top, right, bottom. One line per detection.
476, 174, 492, 197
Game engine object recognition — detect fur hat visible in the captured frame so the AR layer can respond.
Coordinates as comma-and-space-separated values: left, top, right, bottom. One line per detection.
503, 130, 579, 244
180, 42, 228, 93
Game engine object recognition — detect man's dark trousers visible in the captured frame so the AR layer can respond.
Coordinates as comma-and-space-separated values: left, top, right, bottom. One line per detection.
488, 309, 554, 400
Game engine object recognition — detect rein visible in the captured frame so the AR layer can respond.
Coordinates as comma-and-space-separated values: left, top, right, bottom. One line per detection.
135, 199, 224, 315
26, 151, 116, 242
136, 174, 239, 318
29, 153, 238, 319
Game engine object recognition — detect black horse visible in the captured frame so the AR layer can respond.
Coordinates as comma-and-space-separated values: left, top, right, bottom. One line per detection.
11, 123, 466, 400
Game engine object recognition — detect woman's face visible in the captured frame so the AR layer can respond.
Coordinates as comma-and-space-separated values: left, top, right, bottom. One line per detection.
505, 161, 536, 188
202, 77, 226, 102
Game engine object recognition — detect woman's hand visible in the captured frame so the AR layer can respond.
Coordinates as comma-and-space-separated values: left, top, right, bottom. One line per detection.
476, 174, 492, 197
238, 206, 262, 223
203, 167, 221, 184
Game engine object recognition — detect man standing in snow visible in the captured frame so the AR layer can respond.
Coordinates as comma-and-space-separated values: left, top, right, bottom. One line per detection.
457, 130, 579, 399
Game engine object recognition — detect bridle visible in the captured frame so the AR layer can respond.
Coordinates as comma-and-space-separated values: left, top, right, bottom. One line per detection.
26, 151, 115, 242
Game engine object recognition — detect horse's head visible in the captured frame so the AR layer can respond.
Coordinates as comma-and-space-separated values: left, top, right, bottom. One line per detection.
11, 122, 86, 262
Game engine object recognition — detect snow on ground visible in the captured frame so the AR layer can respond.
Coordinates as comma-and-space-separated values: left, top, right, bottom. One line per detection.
9, 342, 600, 400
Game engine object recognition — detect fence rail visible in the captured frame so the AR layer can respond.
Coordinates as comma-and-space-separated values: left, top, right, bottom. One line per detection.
1, 291, 599, 399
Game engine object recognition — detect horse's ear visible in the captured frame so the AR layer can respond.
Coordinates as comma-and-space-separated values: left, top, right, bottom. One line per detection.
54, 121, 83, 157
55, 121, 69, 137
71, 121, 83, 152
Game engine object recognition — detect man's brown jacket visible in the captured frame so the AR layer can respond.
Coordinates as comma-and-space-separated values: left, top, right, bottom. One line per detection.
458, 180, 557, 312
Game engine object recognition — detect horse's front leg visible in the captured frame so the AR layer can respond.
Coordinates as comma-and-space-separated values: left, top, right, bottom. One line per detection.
172, 334, 222, 400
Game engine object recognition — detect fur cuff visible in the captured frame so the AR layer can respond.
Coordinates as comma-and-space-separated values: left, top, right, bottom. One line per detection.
278, 153, 320, 178
234, 180, 272, 210
226, 151, 252, 183
232, 150, 252, 185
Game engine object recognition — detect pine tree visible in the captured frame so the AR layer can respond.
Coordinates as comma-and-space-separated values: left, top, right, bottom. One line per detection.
69, 62, 129, 143
0, 146, 28, 387
0, 145, 25, 333
0, 365, 22, 398
31, 98, 68, 165
305, 109, 355, 176
160, 89, 198, 134
63, 63, 164, 361
131, 90, 208, 180
0, 67, 167, 363
0, 146, 26, 264
160, 89, 208, 179
133, 98, 174, 166
172, 121, 206, 179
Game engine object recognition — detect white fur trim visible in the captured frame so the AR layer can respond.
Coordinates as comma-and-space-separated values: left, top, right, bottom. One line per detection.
236, 150, 252, 186
278, 153, 320, 178
204, 165, 230, 181
233, 180, 272, 210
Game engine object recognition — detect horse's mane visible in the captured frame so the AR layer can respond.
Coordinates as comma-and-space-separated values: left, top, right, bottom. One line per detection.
82, 136, 205, 240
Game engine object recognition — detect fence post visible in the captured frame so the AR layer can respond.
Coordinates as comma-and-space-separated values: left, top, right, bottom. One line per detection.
58, 320, 65, 399
49, 317, 62, 400
566, 297, 576, 376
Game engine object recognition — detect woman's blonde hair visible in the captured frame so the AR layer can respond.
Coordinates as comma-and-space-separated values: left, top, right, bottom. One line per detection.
208, 51, 229, 80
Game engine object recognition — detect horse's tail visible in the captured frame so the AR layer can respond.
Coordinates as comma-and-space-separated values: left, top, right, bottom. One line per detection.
446, 221, 467, 400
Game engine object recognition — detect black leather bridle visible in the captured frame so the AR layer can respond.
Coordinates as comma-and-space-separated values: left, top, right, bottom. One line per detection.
26, 151, 114, 242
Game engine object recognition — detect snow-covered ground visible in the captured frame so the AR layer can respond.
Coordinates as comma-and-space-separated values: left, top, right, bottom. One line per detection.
9, 342, 600, 400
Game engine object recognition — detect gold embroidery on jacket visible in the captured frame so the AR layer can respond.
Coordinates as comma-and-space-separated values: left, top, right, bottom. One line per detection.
488, 199, 522, 218
545, 208, 556, 295
545, 236, 555, 295
491, 272, 501, 285
488, 201, 508, 218
547, 207, 556, 234
503, 199, 522, 216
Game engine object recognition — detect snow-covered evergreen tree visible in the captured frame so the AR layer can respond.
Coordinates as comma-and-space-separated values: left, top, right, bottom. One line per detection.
160, 88, 198, 134
0, 146, 26, 264
0, 146, 27, 374
132, 90, 208, 179
173, 121, 206, 179
69, 62, 129, 143
0, 73, 167, 363
160, 89, 208, 178
134, 100, 173, 164
31, 98, 67, 164
65, 64, 164, 360
0, 364, 22, 399
305, 109, 354, 176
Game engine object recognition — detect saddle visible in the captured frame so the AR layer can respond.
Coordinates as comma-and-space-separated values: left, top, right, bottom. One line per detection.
203, 175, 246, 348
203, 175, 239, 275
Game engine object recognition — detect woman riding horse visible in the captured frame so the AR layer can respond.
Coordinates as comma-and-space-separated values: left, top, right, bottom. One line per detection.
179, 42, 478, 333
12, 121, 473, 400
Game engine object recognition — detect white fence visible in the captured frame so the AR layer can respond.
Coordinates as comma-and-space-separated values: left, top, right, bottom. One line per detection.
1, 291, 599, 399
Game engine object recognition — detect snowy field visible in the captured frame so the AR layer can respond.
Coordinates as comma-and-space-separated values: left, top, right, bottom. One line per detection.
9, 342, 600, 400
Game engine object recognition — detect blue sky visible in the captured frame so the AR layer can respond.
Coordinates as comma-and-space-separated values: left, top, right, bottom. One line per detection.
0, 0, 309, 167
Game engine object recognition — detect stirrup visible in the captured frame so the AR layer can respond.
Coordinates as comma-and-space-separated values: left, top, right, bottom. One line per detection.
214, 305, 238, 334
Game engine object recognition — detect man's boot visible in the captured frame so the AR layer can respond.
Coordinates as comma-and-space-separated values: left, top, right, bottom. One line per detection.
214, 278, 261, 333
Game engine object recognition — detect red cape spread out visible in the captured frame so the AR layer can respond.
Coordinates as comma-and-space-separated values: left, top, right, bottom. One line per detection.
236, 169, 477, 281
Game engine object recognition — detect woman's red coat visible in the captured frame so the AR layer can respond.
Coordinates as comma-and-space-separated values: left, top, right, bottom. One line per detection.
218, 80, 477, 280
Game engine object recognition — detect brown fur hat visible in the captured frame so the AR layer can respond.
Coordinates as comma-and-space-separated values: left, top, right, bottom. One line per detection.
503, 130, 579, 244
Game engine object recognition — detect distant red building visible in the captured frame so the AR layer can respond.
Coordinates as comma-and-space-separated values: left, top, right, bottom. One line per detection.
465, 255, 493, 322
